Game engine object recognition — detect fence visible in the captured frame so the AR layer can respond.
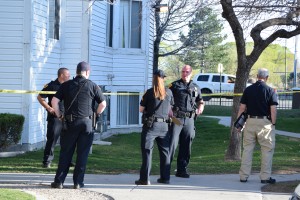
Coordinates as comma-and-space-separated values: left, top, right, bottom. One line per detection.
204, 90, 293, 110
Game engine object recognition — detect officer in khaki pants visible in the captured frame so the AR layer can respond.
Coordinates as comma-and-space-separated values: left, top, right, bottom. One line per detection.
238, 68, 278, 184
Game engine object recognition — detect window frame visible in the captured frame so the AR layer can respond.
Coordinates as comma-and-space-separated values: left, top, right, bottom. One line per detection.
116, 92, 139, 125
48, 0, 60, 40
118, 0, 142, 49
106, 0, 114, 47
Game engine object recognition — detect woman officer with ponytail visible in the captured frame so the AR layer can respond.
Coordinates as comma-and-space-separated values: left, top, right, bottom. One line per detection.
135, 69, 174, 185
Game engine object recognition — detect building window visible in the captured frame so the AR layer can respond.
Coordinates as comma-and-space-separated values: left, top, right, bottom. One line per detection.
106, 0, 114, 47
48, 0, 60, 40
117, 92, 139, 125
119, 0, 142, 48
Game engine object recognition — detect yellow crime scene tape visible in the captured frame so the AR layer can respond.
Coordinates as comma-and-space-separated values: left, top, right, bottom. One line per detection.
0, 89, 141, 95
210, 90, 300, 97
0, 89, 299, 96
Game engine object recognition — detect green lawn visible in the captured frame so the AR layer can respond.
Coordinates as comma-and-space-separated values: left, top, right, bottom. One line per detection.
0, 116, 299, 175
204, 106, 300, 133
0, 189, 35, 200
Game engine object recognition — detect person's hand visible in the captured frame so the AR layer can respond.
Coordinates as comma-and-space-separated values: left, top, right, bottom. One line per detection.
235, 123, 246, 133
58, 115, 64, 121
196, 107, 204, 115
46, 106, 55, 114
235, 127, 242, 133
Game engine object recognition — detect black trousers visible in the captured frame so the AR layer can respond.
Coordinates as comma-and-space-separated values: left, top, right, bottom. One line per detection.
139, 122, 170, 181
54, 118, 94, 185
43, 118, 62, 164
169, 117, 195, 173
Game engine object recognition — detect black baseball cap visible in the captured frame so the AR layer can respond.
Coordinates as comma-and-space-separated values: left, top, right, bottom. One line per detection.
154, 69, 166, 78
76, 61, 90, 74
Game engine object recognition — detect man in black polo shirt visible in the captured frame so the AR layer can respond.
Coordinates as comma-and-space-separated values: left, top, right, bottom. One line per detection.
37, 68, 70, 168
50, 61, 106, 189
238, 68, 278, 184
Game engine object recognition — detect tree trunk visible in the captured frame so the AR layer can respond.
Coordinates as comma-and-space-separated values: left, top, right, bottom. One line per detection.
225, 126, 241, 161
225, 58, 251, 160
153, 39, 160, 73
152, 0, 162, 74
225, 96, 242, 160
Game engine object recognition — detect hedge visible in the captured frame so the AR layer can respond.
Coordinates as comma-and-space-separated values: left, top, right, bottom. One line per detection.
0, 113, 25, 150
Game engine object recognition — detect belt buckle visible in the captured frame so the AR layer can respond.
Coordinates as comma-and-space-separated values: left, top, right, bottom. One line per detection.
66, 114, 76, 122
156, 118, 165, 122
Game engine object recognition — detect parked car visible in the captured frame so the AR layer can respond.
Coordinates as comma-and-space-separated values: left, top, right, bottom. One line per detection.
192, 73, 237, 101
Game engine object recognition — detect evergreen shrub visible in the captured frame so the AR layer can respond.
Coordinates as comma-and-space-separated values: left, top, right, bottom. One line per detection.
0, 113, 25, 150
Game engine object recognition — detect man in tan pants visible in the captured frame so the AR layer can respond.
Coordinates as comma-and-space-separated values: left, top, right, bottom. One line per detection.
238, 68, 278, 184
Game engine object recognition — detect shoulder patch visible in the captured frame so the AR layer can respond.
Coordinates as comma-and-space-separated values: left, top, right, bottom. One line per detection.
43, 84, 48, 89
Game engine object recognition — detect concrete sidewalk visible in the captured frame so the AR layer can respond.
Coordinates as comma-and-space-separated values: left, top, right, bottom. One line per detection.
205, 116, 300, 138
0, 173, 298, 200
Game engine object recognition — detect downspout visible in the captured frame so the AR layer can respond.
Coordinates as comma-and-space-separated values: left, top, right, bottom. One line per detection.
82, 0, 91, 62
22, 0, 32, 146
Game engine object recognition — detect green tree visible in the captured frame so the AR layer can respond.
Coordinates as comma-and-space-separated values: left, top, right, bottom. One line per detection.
152, 0, 203, 73
159, 54, 184, 84
179, 7, 229, 72
225, 42, 294, 89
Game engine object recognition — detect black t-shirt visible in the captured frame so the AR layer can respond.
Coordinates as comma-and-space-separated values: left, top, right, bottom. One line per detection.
54, 76, 105, 117
240, 80, 278, 116
169, 79, 202, 112
140, 87, 174, 118
40, 78, 64, 120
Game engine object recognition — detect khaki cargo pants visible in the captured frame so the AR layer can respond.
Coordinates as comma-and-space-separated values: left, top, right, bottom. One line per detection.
239, 117, 275, 181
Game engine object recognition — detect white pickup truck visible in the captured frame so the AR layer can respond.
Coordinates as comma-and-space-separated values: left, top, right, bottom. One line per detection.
192, 73, 237, 101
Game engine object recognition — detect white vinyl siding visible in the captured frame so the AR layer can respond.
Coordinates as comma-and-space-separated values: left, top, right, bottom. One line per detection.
60, 0, 86, 68
0, 0, 154, 147
30, 0, 62, 144
0, 0, 24, 114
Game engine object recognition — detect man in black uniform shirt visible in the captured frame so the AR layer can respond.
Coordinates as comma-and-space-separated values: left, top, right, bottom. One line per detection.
238, 68, 278, 184
50, 61, 106, 189
169, 65, 204, 178
37, 68, 70, 168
